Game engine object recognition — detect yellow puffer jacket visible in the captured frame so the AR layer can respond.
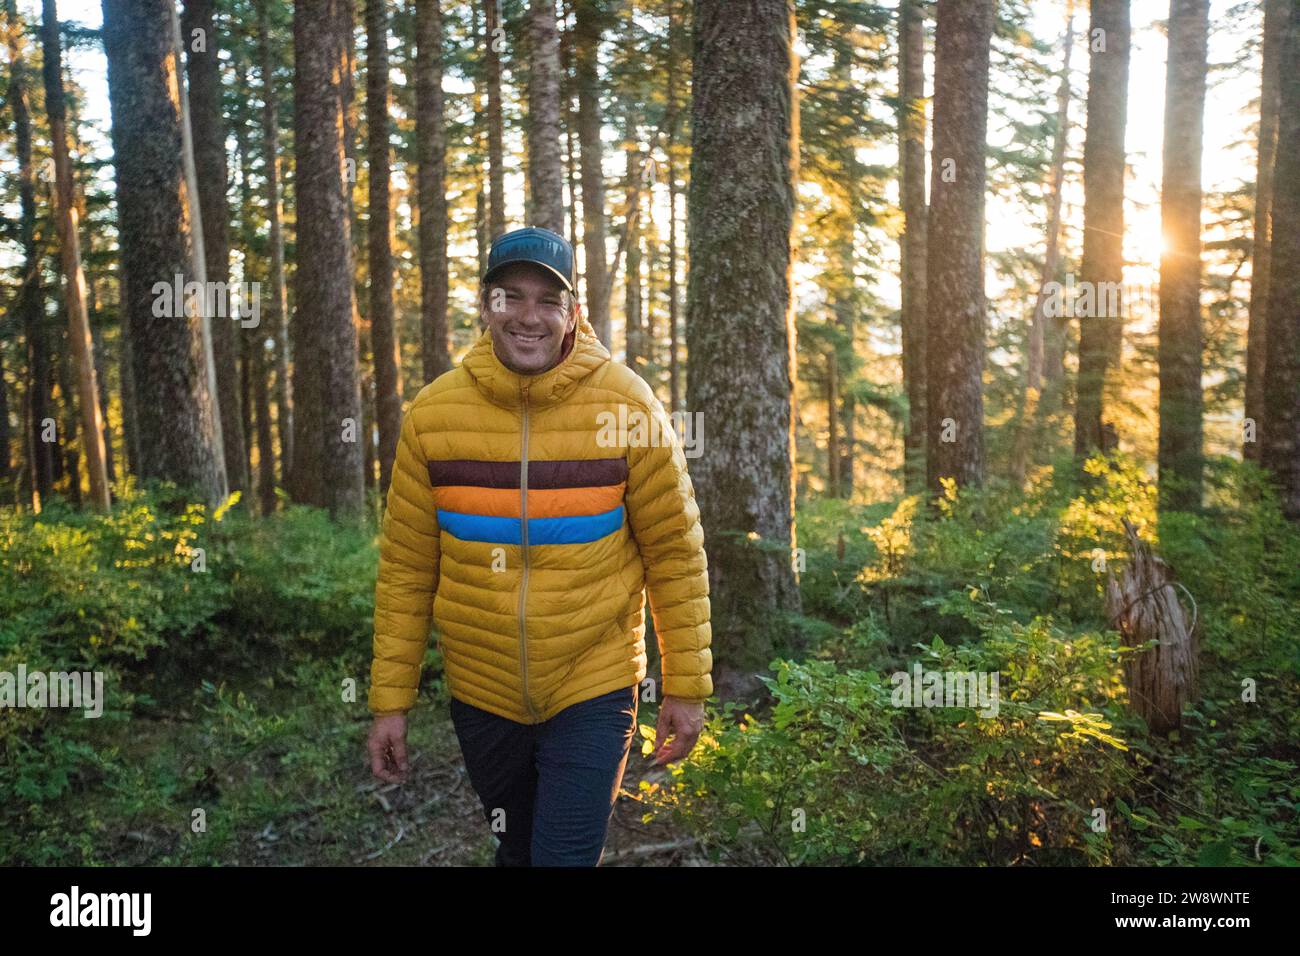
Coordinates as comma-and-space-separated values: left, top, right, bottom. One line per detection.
367, 313, 713, 723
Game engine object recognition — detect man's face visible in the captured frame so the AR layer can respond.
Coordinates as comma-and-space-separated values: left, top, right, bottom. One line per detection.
480, 261, 576, 376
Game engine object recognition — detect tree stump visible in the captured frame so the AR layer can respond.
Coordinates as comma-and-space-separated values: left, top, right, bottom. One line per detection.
1104, 519, 1200, 735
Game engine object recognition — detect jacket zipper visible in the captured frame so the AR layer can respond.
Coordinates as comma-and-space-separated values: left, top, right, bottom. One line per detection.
518, 381, 540, 722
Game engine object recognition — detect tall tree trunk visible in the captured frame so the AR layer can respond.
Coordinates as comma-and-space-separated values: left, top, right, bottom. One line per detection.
257, 0, 292, 484
416, 0, 450, 382
5, 0, 55, 508
41, 0, 110, 510
664, 0, 681, 414
1261, 1, 1300, 520
53, 336, 82, 505
0, 339, 8, 484
366, 0, 401, 497
1157, 0, 1208, 514
90, 316, 116, 484
1027, 6, 1075, 397
473, 2, 489, 279
101, 0, 224, 503
529, 0, 564, 233
484, 0, 506, 238
898, 0, 928, 495
925, 0, 994, 496
290, 0, 365, 517
624, 140, 643, 372
183, 0, 247, 496
562, 0, 580, 252
686, 0, 801, 686
1245, 0, 1286, 460
575, 0, 610, 344
826, 346, 840, 498
231, 56, 271, 514
1074, 0, 1130, 462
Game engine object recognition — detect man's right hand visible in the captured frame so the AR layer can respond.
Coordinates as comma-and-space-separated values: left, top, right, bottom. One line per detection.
368, 714, 409, 784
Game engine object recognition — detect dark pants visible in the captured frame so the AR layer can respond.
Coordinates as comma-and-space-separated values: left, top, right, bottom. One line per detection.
450, 684, 639, 867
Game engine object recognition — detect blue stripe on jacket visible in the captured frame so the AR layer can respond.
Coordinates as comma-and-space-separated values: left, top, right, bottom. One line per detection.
436, 505, 625, 546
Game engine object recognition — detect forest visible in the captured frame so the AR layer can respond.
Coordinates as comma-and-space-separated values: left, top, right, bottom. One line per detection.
1, 0, 1298, 869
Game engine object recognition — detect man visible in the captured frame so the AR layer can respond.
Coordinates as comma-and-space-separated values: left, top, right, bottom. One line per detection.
366, 226, 713, 866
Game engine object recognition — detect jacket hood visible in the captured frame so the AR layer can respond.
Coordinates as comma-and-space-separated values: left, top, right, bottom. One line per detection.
462, 312, 610, 409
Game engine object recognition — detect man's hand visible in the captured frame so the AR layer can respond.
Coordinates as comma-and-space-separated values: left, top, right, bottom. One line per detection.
368, 714, 409, 784
649, 696, 705, 766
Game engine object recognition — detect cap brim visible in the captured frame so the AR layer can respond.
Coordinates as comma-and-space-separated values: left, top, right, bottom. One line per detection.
483, 259, 574, 293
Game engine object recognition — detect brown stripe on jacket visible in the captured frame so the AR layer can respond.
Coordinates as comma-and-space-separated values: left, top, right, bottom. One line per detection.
426, 457, 629, 490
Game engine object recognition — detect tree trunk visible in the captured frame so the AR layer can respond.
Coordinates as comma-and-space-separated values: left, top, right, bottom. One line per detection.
898, 0, 928, 495
529, 0, 564, 233
1106, 518, 1200, 735
416, 0, 450, 382
562, 0, 581, 252
1027, 7, 1075, 399
925, 0, 994, 496
5, 0, 55, 508
1157, 0, 1208, 514
41, 0, 110, 509
53, 337, 82, 505
365, 0, 401, 497
484, 0, 506, 239
686, 0, 802, 686
1075, 0, 1130, 462
826, 347, 840, 498
290, 0, 365, 517
183, 0, 247, 496
665, 0, 681, 414
575, 0, 610, 345
1261, 1, 1300, 520
1245, 0, 1286, 461
473, 3, 488, 280
257, 0, 292, 484
101, 0, 225, 503
623, 133, 643, 371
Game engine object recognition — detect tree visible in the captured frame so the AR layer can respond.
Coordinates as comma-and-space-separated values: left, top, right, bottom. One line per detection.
183, 0, 248, 496
101, 0, 225, 503
4, 0, 54, 507
1244, 0, 1286, 460
256, 0, 292, 485
41, 0, 110, 510
898, 0, 927, 494
528, 0, 564, 233
925, 0, 994, 495
365, 0, 401, 496
1261, 0, 1300, 520
1157, 0, 1209, 513
686, 0, 801, 688
417, 0, 450, 382
1074, 0, 1130, 460
290, 0, 365, 516
575, 0, 610, 344
483, 0, 506, 239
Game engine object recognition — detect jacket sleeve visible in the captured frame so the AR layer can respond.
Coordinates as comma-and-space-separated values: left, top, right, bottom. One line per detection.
368, 406, 440, 715
624, 387, 713, 703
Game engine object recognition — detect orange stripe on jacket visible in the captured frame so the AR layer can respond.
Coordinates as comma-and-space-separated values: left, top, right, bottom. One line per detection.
433, 482, 626, 519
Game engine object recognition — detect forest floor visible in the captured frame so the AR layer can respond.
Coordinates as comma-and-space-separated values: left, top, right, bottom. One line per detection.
69, 671, 714, 867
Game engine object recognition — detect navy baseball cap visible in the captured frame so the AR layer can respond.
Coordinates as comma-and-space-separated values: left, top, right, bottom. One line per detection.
483, 226, 575, 294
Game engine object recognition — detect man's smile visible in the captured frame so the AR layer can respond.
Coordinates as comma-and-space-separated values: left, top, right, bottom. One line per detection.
507, 328, 548, 345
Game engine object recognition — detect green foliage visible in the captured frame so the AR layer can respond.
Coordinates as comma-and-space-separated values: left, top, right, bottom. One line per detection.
645, 457, 1300, 866
0, 485, 382, 862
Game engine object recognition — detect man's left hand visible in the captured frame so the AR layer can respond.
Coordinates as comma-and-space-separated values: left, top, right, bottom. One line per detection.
650, 696, 705, 766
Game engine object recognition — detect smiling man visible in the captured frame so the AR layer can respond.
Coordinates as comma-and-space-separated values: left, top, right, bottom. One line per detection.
366, 226, 713, 867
